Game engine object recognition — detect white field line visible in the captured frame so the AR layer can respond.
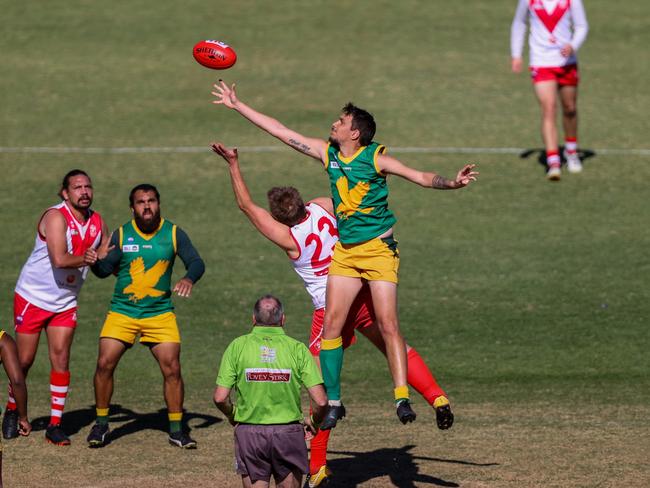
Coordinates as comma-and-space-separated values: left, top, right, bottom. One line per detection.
0, 146, 649, 156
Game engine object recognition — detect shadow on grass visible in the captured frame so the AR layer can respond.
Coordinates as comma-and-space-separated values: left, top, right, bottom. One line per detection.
31, 404, 221, 444
519, 146, 596, 173
325, 444, 498, 487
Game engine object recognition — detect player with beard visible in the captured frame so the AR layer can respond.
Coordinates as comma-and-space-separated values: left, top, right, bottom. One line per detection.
3, 170, 109, 446
85, 184, 205, 449
212, 82, 478, 428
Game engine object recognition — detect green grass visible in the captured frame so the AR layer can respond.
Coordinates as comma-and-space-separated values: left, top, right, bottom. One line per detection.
0, 1, 649, 486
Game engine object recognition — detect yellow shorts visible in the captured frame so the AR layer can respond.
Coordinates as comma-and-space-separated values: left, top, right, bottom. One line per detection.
100, 311, 180, 345
329, 236, 400, 283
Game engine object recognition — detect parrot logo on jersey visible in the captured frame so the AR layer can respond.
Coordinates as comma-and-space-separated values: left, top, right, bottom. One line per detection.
335, 177, 374, 220
123, 257, 169, 302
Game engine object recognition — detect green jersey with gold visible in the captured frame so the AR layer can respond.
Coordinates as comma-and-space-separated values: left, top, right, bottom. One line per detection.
111, 219, 178, 318
326, 142, 396, 243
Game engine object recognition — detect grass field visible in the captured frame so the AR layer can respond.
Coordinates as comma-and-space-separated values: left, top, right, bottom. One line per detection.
1, 1, 649, 487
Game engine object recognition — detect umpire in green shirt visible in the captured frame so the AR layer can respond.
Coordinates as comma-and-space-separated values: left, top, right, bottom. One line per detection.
214, 295, 327, 488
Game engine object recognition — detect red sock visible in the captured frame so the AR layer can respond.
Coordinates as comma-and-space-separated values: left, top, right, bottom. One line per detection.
547, 150, 560, 168
6, 384, 16, 411
50, 370, 70, 426
565, 137, 577, 154
407, 348, 446, 405
309, 428, 331, 474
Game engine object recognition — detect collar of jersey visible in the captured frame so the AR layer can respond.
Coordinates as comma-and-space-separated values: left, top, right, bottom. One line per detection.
131, 218, 165, 240
337, 145, 366, 164
252, 326, 286, 335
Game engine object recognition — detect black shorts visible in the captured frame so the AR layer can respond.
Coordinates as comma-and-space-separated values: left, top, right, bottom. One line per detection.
234, 423, 307, 483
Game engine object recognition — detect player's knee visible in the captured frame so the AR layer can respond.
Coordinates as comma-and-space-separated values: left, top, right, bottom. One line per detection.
376, 319, 400, 337
95, 356, 117, 376
563, 106, 577, 118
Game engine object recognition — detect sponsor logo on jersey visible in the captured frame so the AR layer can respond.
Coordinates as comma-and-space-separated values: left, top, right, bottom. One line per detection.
260, 346, 276, 363
128, 237, 134, 242
123, 244, 139, 252
142, 245, 153, 249
66, 274, 76, 284
245, 368, 291, 383
89, 224, 98, 238
71, 229, 79, 236
329, 159, 340, 169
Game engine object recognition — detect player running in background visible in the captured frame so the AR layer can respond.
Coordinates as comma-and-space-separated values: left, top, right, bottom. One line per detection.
213, 142, 455, 487
86, 184, 205, 449
2, 170, 109, 446
511, 0, 588, 180
0, 330, 32, 488
212, 82, 477, 429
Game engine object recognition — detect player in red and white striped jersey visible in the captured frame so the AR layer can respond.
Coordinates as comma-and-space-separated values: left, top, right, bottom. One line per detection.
511, 0, 588, 180
213, 142, 453, 486
2, 170, 111, 446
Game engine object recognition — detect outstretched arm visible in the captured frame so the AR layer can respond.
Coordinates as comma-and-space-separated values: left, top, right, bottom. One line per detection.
377, 154, 479, 190
211, 142, 299, 255
211, 80, 328, 163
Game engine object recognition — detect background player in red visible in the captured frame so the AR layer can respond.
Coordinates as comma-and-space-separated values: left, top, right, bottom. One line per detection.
0, 330, 31, 488
212, 142, 453, 487
2, 170, 111, 445
511, 0, 588, 180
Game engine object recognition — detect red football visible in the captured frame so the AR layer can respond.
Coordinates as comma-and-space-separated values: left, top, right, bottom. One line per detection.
193, 40, 237, 70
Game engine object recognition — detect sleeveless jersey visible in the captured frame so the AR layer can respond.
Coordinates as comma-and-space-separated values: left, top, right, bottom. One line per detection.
15, 202, 104, 313
111, 219, 177, 319
511, 0, 588, 67
325, 142, 396, 244
289, 203, 338, 310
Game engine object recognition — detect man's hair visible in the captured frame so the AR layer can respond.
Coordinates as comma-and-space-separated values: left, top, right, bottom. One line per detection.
58, 169, 90, 199
267, 187, 306, 226
343, 102, 376, 146
253, 295, 284, 326
129, 183, 160, 207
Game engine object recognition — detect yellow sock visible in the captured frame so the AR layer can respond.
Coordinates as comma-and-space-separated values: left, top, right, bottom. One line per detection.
394, 385, 409, 402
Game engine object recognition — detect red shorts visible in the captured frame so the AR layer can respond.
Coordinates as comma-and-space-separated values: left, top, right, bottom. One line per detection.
14, 293, 77, 334
530, 64, 579, 86
308, 286, 375, 355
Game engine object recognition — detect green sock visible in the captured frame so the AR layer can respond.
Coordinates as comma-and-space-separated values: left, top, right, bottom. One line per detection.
169, 412, 182, 433
320, 337, 344, 401
96, 407, 109, 426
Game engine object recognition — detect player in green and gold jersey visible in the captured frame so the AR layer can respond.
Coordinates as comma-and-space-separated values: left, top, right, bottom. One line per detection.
85, 184, 205, 448
212, 81, 478, 431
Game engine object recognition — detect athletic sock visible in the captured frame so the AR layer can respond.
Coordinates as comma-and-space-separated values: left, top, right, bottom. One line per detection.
6, 384, 16, 411
169, 411, 183, 433
394, 385, 410, 405
49, 370, 70, 426
319, 337, 344, 402
547, 150, 561, 168
565, 137, 578, 154
406, 348, 446, 406
96, 407, 110, 426
309, 426, 331, 474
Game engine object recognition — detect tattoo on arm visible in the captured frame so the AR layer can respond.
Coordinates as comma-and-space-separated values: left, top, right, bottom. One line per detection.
288, 138, 311, 154
431, 174, 453, 189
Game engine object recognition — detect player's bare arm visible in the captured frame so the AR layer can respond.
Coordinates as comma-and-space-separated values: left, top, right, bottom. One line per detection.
211, 80, 328, 162
0, 335, 31, 436
377, 154, 479, 189
213, 386, 236, 426
212, 142, 299, 256
308, 197, 334, 215
42, 210, 96, 268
